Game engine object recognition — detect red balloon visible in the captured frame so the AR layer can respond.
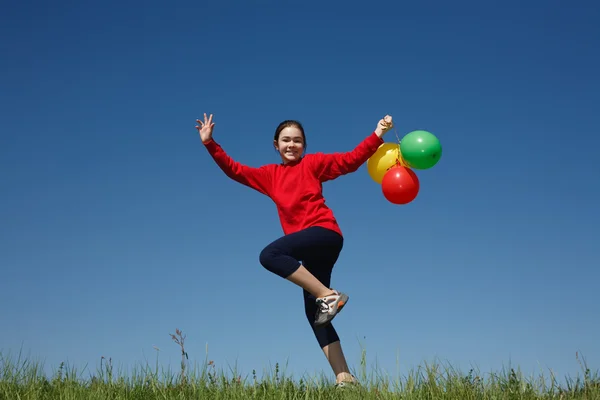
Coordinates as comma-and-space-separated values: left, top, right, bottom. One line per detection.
381, 166, 420, 204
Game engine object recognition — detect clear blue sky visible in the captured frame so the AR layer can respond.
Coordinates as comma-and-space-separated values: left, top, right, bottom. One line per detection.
1, 0, 599, 386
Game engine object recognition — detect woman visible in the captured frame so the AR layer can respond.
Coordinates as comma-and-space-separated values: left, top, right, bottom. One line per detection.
196, 113, 393, 386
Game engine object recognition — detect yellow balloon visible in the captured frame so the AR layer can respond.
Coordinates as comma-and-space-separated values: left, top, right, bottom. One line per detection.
367, 142, 402, 184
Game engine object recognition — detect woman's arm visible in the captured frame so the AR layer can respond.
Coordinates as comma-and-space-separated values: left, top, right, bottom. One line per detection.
198, 113, 272, 196
310, 115, 393, 182
203, 139, 273, 196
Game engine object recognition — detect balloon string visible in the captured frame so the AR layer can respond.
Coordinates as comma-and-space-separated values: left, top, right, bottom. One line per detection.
392, 126, 409, 168
394, 126, 402, 145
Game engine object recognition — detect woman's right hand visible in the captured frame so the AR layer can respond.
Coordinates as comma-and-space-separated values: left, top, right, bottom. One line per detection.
196, 113, 215, 143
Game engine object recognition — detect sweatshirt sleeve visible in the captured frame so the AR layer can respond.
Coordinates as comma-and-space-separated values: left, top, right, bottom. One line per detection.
309, 132, 384, 182
203, 139, 272, 196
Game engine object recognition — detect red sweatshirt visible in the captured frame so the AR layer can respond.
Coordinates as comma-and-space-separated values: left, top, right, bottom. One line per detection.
203, 132, 384, 237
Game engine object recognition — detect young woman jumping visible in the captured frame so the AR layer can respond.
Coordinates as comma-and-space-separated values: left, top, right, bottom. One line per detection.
196, 113, 393, 386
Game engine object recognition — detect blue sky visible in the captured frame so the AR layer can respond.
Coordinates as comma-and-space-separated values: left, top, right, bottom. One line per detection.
1, 0, 599, 386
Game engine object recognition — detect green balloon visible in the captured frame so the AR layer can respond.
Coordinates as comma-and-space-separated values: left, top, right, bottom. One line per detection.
400, 130, 442, 170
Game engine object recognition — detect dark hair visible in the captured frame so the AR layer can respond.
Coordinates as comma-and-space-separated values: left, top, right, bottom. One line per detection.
274, 120, 306, 149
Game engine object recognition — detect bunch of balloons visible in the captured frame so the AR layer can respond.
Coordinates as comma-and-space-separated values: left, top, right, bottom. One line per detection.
367, 130, 442, 204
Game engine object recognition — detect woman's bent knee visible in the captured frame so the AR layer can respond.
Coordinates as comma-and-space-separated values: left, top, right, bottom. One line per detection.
259, 246, 276, 271
259, 243, 300, 278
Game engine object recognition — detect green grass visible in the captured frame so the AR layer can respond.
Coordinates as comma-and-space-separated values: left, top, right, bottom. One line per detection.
1, 331, 598, 399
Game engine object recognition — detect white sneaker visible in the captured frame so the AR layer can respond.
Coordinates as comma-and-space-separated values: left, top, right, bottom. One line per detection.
335, 374, 359, 389
314, 289, 349, 327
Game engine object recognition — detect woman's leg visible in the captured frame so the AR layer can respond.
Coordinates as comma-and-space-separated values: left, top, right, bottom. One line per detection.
259, 226, 353, 382
304, 284, 354, 383
259, 227, 342, 300
260, 228, 348, 326
287, 265, 335, 298
322, 341, 355, 384
296, 229, 355, 384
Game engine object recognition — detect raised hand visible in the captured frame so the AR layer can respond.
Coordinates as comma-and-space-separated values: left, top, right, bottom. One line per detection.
375, 115, 393, 138
196, 113, 215, 143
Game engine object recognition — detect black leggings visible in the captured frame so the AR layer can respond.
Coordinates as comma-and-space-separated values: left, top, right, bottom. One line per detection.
259, 226, 344, 348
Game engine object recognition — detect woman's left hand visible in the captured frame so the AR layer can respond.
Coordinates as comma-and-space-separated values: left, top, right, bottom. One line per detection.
375, 115, 393, 137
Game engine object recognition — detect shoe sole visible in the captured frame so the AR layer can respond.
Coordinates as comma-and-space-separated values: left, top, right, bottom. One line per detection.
314, 293, 349, 328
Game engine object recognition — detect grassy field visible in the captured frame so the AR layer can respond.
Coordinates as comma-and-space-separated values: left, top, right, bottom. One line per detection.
2, 331, 598, 399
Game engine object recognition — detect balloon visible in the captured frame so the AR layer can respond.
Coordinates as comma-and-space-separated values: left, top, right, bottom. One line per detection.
400, 130, 442, 170
367, 142, 402, 184
381, 166, 420, 204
